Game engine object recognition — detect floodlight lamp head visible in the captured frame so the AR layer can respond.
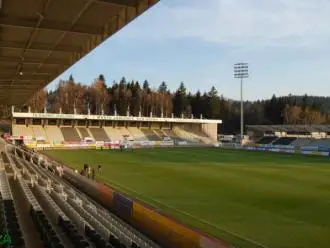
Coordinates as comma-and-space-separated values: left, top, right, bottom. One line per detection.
234, 62, 249, 79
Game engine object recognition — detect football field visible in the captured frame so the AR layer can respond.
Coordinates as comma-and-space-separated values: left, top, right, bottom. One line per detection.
43, 148, 330, 248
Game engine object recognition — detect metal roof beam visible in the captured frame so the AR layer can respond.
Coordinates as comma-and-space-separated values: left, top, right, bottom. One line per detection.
0, 82, 40, 90
0, 40, 81, 53
0, 56, 69, 66
93, 0, 138, 7
0, 88, 37, 91
0, 82, 40, 86
0, 71, 52, 76
0, 65, 58, 72
0, 88, 41, 92
0, 16, 103, 36
0, 94, 29, 98
0, 75, 48, 81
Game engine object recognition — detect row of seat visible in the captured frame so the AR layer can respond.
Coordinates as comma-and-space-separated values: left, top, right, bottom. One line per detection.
290, 138, 314, 147
55, 188, 128, 248
41, 162, 147, 248
308, 138, 330, 148
16, 172, 65, 248
272, 137, 297, 145
12, 147, 159, 248
16, 160, 90, 248
85, 224, 113, 248
48, 187, 118, 248
256, 136, 278, 144
1, 199, 25, 247
30, 208, 64, 248
13, 124, 212, 144
90, 128, 110, 141
0, 168, 25, 248
63, 173, 148, 248
58, 216, 90, 248
256, 136, 330, 148
1, 151, 10, 164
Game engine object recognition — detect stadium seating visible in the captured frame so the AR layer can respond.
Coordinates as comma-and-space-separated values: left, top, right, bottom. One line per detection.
104, 127, 123, 142
256, 136, 278, 144
1, 199, 26, 247
117, 127, 133, 140
12, 124, 34, 138
272, 137, 296, 145
127, 127, 148, 141
184, 128, 213, 144
0, 142, 164, 247
77, 127, 91, 140
172, 126, 214, 144
10, 122, 215, 145
10, 123, 215, 146
31, 125, 47, 140
307, 139, 330, 148
8, 148, 159, 248
75, 128, 83, 139
44, 126, 64, 143
61, 127, 81, 142
89, 128, 110, 141
141, 129, 162, 141
1, 151, 10, 164
161, 129, 183, 142
290, 138, 313, 147
0, 172, 26, 247
31, 209, 65, 248
153, 130, 165, 140
172, 127, 201, 143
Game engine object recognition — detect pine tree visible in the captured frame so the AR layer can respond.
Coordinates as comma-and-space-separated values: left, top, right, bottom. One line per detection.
158, 81, 167, 93
98, 74, 105, 82
173, 82, 190, 117
143, 80, 150, 92
207, 86, 220, 118
69, 74, 74, 82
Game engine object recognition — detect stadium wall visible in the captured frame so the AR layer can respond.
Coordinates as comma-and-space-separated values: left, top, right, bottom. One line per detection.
233, 144, 330, 157
99, 186, 231, 248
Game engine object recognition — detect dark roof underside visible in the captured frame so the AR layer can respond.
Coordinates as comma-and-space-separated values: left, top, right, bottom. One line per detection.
0, 0, 159, 105
246, 125, 330, 133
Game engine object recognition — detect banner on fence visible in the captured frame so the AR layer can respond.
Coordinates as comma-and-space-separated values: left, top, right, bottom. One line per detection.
242, 145, 329, 157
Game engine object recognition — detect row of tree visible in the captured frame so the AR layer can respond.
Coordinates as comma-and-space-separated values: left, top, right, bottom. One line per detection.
2, 74, 330, 133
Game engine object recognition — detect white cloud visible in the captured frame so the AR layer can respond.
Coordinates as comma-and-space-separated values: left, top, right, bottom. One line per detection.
122, 0, 330, 48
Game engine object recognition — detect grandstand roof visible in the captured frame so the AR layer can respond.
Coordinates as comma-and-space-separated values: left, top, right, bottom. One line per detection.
0, 0, 159, 105
246, 125, 330, 133
12, 111, 222, 124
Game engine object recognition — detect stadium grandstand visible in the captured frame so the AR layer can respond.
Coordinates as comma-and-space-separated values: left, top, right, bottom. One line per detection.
247, 125, 330, 148
8, 109, 221, 149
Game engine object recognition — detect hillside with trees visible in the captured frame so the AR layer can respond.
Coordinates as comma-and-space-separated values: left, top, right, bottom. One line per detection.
1, 74, 330, 133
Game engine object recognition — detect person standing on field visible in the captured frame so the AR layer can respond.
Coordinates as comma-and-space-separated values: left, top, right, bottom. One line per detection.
87, 166, 91, 178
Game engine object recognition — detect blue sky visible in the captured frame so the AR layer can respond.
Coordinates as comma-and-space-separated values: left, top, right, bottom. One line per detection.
49, 0, 330, 101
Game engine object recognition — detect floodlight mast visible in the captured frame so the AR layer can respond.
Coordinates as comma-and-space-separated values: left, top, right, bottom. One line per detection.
234, 62, 249, 143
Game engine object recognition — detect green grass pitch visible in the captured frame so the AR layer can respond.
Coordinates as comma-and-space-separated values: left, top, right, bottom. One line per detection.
43, 148, 330, 248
